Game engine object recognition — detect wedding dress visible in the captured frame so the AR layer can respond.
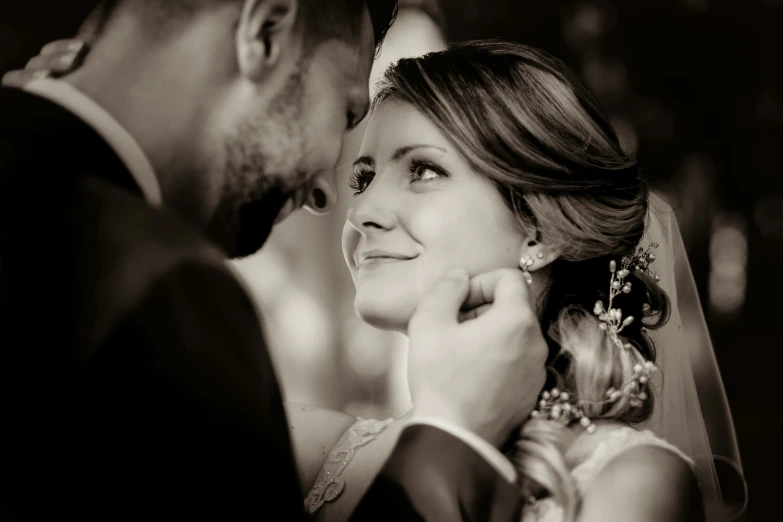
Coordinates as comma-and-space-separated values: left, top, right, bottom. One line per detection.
305, 421, 694, 522
304, 417, 394, 517
520, 427, 693, 522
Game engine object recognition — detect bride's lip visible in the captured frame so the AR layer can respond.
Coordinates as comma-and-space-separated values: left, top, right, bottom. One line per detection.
356, 249, 417, 268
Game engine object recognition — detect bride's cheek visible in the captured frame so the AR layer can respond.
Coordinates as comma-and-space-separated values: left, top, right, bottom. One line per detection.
407, 201, 466, 285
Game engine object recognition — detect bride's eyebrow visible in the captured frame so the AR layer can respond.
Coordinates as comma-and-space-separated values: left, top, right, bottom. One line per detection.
391, 144, 447, 161
352, 145, 447, 170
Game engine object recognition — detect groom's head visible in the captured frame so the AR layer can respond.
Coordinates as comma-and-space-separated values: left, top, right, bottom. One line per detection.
70, 0, 397, 257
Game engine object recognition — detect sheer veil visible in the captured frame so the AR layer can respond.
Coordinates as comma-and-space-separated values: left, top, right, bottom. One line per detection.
643, 194, 747, 521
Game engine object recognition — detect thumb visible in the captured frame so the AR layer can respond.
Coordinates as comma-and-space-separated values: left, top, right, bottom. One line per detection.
491, 269, 534, 314
410, 268, 470, 328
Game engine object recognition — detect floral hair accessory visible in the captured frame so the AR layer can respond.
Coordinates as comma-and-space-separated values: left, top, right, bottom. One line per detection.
593, 243, 660, 350
532, 361, 658, 433
532, 243, 661, 432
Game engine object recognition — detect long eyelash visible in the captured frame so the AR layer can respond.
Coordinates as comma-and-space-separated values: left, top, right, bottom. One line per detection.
348, 169, 375, 196
408, 158, 449, 178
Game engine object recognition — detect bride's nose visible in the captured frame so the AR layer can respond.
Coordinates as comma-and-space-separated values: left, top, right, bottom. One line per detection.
346, 188, 397, 234
303, 172, 338, 216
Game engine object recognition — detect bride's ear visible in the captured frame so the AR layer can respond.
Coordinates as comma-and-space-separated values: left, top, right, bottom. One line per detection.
519, 240, 559, 272
236, 0, 299, 83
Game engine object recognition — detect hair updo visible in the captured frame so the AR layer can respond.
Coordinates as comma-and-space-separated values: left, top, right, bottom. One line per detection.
375, 40, 671, 519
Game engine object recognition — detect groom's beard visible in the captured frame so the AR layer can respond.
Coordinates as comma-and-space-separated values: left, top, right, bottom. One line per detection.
205, 125, 309, 259
204, 147, 293, 259
206, 188, 289, 259
205, 70, 306, 259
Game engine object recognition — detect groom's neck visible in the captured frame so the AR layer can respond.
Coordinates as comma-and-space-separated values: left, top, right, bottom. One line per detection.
65, 17, 231, 226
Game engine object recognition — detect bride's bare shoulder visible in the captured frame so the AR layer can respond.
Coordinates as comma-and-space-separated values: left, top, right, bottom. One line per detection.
284, 402, 358, 494
564, 421, 702, 521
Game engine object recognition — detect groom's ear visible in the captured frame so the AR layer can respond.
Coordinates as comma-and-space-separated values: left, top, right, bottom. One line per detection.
236, 0, 299, 82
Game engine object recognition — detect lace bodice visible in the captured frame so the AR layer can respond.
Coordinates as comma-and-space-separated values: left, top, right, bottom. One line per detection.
304, 417, 393, 517
521, 427, 694, 522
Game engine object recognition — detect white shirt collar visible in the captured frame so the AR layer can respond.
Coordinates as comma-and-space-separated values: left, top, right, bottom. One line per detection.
23, 78, 163, 208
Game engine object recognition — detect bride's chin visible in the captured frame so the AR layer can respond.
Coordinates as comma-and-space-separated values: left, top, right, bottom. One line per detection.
354, 304, 412, 334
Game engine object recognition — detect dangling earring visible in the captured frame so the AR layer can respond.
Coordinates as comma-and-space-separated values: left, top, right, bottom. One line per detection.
519, 255, 534, 285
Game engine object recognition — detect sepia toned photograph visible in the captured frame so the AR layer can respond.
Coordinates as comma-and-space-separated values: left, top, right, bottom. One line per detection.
3, 1, 779, 520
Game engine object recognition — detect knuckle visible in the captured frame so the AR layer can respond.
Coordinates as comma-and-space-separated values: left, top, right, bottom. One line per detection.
52, 54, 75, 69
41, 42, 58, 55
28, 56, 53, 73
42, 40, 77, 55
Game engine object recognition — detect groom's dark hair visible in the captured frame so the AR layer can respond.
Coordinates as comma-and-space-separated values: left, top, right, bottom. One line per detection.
79, 0, 397, 53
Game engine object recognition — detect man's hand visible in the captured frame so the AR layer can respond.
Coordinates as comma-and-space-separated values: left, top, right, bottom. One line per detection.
407, 268, 548, 449
2, 40, 87, 88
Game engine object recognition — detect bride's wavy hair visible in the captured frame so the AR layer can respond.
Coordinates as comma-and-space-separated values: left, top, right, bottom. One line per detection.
374, 40, 671, 519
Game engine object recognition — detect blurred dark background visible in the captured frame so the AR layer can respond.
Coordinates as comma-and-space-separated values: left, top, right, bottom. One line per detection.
2, 0, 781, 520
437, 1, 782, 520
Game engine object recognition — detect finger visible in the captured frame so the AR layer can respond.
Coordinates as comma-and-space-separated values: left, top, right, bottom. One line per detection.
457, 303, 491, 323
491, 269, 532, 310
41, 39, 85, 56
410, 268, 470, 327
462, 268, 518, 310
465, 270, 534, 328
26, 53, 80, 75
1, 69, 50, 87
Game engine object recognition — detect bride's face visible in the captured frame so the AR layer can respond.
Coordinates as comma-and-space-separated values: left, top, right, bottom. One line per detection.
342, 101, 527, 332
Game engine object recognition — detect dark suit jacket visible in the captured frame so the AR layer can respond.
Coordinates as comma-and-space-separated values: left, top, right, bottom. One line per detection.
0, 87, 523, 521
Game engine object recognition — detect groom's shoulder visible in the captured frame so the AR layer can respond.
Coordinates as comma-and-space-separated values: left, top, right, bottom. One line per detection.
86, 176, 228, 284
71, 177, 247, 339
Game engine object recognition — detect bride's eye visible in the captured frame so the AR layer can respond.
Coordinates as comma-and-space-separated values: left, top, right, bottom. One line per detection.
349, 168, 375, 196
408, 159, 448, 184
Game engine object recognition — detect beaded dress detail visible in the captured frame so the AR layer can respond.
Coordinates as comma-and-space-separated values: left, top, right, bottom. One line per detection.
304, 417, 393, 517
521, 427, 694, 522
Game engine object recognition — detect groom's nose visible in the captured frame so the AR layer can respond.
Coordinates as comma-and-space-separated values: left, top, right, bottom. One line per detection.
303, 171, 337, 216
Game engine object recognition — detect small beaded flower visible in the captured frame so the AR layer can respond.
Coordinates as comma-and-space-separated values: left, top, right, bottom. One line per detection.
531, 363, 658, 434
531, 388, 597, 433
605, 361, 657, 409
594, 259, 635, 351
594, 243, 660, 350
625, 242, 661, 281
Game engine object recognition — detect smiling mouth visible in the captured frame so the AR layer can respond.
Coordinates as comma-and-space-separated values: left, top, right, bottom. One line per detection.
356, 251, 417, 269
359, 256, 414, 268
